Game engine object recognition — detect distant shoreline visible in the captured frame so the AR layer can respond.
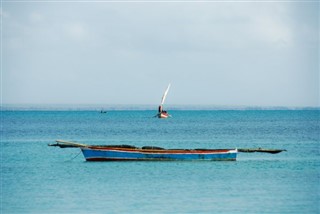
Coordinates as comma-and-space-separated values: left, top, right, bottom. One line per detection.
1, 104, 319, 111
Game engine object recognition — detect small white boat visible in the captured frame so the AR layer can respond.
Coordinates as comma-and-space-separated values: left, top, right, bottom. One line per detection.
157, 84, 171, 119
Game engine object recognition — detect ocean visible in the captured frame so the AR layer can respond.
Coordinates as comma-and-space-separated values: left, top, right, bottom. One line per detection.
1, 110, 319, 213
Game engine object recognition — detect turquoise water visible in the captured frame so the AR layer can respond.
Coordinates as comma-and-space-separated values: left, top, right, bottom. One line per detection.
1, 110, 319, 213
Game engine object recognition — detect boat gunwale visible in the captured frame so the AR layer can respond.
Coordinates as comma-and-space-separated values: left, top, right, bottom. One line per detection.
84, 147, 237, 154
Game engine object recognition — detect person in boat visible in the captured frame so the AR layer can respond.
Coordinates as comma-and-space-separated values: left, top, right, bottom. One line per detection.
159, 105, 167, 114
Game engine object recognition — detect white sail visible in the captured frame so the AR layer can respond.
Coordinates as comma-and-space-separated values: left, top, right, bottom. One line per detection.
161, 83, 171, 105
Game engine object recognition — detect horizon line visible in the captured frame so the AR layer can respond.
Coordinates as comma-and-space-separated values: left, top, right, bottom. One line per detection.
1, 103, 319, 111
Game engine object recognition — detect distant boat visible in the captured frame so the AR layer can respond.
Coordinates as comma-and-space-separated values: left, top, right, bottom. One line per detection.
100, 109, 107, 113
49, 140, 238, 161
157, 84, 171, 119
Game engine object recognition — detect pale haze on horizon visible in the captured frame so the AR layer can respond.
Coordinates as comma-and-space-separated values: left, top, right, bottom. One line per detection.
1, 1, 319, 107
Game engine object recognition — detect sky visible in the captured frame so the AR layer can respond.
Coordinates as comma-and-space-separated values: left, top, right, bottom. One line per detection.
1, 1, 319, 107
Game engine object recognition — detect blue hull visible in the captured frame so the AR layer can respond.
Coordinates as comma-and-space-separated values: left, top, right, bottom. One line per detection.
81, 147, 237, 161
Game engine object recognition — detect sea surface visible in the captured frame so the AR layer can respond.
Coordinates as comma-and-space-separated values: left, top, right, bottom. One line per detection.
1, 110, 319, 213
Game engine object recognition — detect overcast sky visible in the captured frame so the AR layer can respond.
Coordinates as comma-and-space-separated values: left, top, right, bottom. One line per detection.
1, 1, 319, 107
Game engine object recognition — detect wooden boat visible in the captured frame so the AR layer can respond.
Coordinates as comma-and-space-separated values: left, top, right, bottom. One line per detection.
49, 140, 286, 161
49, 140, 237, 161
158, 108, 169, 119
157, 84, 171, 119
82, 146, 238, 161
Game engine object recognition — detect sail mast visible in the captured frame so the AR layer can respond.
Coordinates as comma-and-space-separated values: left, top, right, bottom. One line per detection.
161, 83, 171, 105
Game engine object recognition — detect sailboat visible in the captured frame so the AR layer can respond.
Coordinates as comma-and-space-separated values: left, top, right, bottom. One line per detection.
157, 84, 171, 119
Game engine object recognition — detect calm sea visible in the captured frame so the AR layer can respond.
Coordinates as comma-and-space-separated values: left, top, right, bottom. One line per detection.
1, 110, 319, 213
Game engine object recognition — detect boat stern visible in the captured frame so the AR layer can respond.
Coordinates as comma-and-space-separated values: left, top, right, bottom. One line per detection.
158, 112, 169, 118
